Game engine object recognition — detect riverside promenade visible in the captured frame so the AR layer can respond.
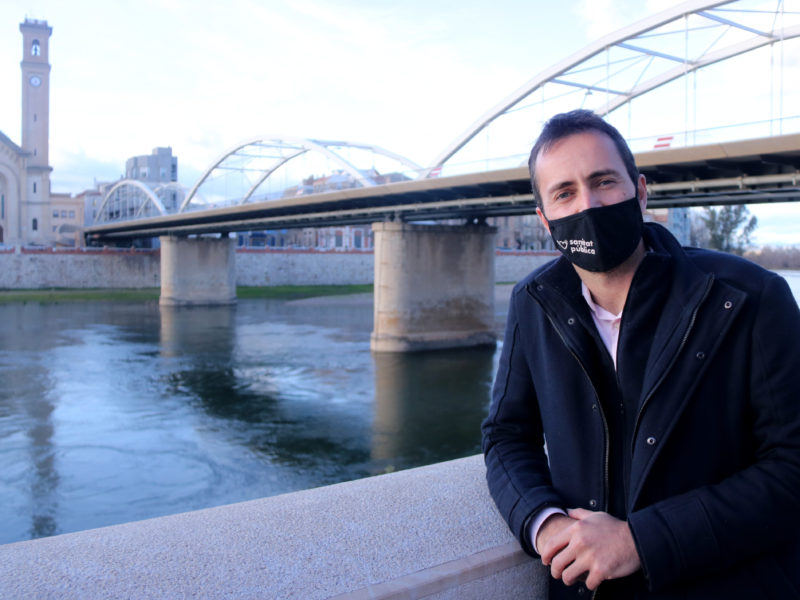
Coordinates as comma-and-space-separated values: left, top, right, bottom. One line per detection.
0, 455, 548, 599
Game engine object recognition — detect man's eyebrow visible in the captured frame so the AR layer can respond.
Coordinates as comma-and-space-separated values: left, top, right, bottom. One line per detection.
588, 168, 623, 180
544, 168, 623, 196
545, 179, 574, 195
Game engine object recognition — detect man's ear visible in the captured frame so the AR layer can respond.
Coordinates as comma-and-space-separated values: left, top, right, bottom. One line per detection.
536, 207, 550, 233
636, 174, 648, 213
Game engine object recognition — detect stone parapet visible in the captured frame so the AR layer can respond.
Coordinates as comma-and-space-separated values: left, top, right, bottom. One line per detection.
0, 455, 548, 599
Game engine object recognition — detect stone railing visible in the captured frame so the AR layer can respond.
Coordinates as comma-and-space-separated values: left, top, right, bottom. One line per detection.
0, 455, 548, 599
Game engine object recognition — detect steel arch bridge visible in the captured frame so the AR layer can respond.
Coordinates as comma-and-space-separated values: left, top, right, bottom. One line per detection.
96, 180, 187, 223
422, 0, 800, 177
94, 0, 800, 226
179, 136, 423, 213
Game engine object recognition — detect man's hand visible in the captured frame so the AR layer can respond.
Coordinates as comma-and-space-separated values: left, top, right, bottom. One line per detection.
539, 508, 641, 591
535, 512, 576, 552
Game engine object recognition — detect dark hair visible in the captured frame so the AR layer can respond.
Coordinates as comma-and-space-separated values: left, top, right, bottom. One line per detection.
527, 109, 639, 209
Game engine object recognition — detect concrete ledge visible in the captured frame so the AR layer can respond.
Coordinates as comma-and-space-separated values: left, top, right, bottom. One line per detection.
0, 455, 548, 599
330, 542, 530, 599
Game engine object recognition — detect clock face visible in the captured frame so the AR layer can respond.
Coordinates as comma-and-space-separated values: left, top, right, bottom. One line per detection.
29, 75, 41, 87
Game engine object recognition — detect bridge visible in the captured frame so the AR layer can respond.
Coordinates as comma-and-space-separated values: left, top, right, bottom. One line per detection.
83, 0, 800, 352
85, 134, 800, 240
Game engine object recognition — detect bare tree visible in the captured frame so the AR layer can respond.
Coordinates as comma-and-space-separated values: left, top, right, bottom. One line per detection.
695, 205, 758, 255
745, 246, 800, 270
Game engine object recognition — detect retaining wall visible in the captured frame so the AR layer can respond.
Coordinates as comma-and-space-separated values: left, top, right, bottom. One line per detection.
0, 246, 558, 290
0, 247, 161, 289
0, 455, 548, 599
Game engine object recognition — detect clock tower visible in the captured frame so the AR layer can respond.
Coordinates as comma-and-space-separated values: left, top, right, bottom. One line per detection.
19, 18, 52, 243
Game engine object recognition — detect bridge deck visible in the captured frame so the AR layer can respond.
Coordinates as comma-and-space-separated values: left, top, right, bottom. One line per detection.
85, 134, 800, 242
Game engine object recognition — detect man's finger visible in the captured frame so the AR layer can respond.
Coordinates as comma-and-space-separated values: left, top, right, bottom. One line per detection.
567, 507, 593, 520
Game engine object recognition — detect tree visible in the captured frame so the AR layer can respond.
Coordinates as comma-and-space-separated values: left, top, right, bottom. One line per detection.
697, 205, 758, 255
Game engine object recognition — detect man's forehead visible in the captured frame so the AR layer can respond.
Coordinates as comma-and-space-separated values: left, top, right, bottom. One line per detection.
537, 130, 619, 162
536, 132, 626, 178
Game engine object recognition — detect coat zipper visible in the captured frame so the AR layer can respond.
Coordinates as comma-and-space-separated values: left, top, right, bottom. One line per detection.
631, 274, 714, 459
528, 285, 611, 517
541, 310, 609, 600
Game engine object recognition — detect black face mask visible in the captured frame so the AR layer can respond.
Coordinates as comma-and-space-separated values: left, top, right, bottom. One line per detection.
545, 196, 644, 273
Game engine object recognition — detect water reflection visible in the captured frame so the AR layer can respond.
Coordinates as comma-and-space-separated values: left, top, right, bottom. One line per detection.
0, 294, 500, 544
159, 304, 237, 357
372, 347, 496, 467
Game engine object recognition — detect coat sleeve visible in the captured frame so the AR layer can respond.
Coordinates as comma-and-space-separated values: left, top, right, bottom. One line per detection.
481, 288, 565, 556
628, 273, 800, 590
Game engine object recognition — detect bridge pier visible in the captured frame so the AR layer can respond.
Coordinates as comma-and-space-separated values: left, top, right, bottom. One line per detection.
159, 236, 237, 306
371, 222, 497, 352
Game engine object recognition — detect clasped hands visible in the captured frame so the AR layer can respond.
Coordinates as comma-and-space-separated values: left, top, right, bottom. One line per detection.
537, 509, 641, 591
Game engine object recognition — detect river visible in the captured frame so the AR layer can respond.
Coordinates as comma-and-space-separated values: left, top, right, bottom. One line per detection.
1, 272, 798, 545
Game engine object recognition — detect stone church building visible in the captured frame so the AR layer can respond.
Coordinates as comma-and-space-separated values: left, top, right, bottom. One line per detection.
0, 18, 82, 247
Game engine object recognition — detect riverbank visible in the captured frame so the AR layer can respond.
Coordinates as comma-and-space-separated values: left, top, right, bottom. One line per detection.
0, 284, 374, 304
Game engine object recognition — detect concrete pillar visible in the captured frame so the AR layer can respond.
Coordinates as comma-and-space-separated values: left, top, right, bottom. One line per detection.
371, 222, 497, 352
159, 236, 236, 306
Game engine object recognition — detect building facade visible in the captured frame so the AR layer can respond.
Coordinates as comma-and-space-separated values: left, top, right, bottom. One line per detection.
0, 18, 82, 247
0, 19, 53, 246
125, 147, 177, 185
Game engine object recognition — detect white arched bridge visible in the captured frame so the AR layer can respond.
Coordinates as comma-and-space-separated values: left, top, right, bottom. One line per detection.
88, 0, 800, 241
84, 0, 800, 353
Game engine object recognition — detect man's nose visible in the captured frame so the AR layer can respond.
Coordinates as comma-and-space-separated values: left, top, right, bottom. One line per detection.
576, 190, 602, 212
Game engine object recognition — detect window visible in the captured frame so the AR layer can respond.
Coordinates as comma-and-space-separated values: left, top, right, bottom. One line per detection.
32, 218, 38, 231
33, 182, 37, 193
53, 210, 59, 218
31, 40, 40, 56
69, 210, 75, 219
61, 210, 67, 218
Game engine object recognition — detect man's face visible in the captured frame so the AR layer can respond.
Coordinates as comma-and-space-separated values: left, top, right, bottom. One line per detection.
534, 131, 646, 228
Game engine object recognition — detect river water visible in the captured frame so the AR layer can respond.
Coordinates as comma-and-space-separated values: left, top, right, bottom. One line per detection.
0, 292, 505, 545
1, 272, 798, 545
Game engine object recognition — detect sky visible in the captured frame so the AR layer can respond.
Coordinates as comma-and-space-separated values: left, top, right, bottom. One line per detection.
1, 0, 798, 246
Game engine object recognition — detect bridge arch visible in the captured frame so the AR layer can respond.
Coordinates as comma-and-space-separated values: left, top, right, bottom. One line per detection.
96, 179, 170, 223
180, 136, 423, 212
423, 0, 800, 177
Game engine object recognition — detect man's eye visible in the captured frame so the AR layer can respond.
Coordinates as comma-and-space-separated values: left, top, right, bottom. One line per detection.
555, 191, 572, 201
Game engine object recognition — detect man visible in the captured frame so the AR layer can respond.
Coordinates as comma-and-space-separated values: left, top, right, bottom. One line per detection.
481, 109, 800, 599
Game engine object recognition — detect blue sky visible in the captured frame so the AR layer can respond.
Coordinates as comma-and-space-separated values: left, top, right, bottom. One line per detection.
1, 0, 798, 246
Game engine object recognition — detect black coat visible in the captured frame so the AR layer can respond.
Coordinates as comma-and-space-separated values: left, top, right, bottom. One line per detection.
482, 224, 800, 599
